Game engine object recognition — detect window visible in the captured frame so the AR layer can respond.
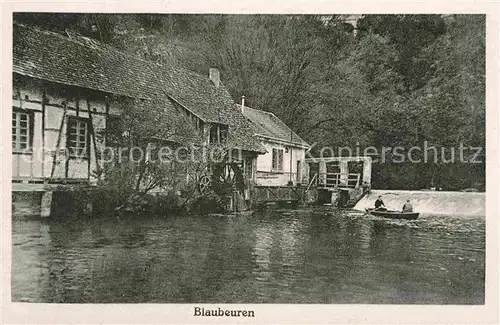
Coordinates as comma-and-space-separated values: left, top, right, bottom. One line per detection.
12, 110, 33, 152
219, 125, 228, 143
67, 117, 89, 157
209, 124, 218, 144
244, 156, 253, 178
272, 148, 284, 171
209, 123, 229, 144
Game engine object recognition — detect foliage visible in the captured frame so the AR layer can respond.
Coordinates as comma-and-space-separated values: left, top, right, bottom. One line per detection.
189, 192, 227, 215
15, 14, 486, 190
95, 98, 197, 194
94, 96, 235, 213
153, 192, 184, 216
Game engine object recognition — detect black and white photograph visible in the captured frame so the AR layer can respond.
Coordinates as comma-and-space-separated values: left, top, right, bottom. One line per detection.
1, 2, 499, 324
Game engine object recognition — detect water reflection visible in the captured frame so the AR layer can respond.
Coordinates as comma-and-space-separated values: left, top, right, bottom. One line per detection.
12, 208, 485, 304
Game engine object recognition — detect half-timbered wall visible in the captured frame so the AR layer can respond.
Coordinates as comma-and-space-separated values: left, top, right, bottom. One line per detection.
12, 75, 122, 182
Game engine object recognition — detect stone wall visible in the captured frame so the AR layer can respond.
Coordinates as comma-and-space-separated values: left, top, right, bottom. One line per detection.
12, 192, 43, 218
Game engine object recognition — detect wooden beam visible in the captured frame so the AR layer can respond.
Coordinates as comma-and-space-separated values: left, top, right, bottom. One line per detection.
42, 102, 107, 115
41, 86, 46, 180
87, 96, 101, 175
305, 157, 372, 163
76, 92, 80, 117
50, 101, 68, 179
104, 97, 110, 145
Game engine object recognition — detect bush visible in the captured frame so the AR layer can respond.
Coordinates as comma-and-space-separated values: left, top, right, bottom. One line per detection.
69, 186, 132, 217
153, 192, 184, 216
97, 190, 185, 218
68, 185, 226, 218
189, 193, 225, 215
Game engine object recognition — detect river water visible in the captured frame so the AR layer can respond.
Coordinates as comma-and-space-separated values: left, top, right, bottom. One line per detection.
12, 207, 485, 304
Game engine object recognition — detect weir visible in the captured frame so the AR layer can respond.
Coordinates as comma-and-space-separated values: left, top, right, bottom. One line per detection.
354, 190, 485, 216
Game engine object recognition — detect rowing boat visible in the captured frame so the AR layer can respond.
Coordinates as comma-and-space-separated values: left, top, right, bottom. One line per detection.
365, 208, 419, 220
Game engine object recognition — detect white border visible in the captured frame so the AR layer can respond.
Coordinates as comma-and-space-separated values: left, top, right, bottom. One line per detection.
1, 1, 499, 324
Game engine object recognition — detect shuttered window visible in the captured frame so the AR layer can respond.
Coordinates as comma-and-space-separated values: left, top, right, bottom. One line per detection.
12, 110, 32, 152
67, 117, 89, 157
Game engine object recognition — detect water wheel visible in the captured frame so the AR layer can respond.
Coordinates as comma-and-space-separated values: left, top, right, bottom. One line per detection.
198, 175, 212, 194
210, 162, 245, 195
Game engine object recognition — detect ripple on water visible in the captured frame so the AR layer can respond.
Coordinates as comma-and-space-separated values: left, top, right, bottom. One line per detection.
11, 207, 485, 304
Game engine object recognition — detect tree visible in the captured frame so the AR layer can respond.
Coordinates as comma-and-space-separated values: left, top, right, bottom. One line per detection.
15, 13, 485, 190
409, 15, 486, 189
98, 98, 201, 195
357, 14, 447, 91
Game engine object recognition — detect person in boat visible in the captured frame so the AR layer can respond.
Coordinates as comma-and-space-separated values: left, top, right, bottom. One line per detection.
402, 200, 413, 213
374, 196, 386, 211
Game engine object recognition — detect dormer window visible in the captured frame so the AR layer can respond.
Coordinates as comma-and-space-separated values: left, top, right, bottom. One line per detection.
209, 123, 229, 145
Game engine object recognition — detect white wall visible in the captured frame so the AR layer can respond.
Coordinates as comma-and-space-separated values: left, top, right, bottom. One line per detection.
12, 77, 116, 182
254, 139, 307, 187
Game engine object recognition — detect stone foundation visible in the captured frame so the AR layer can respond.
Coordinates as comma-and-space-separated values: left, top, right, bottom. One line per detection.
12, 192, 44, 218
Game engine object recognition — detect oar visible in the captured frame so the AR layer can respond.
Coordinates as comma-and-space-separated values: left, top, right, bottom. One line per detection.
367, 206, 392, 216
376, 206, 399, 212
367, 206, 383, 215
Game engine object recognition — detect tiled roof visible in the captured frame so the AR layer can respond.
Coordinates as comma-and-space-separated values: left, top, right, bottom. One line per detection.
130, 98, 201, 144
13, 22, 265, 153
239, 104, 310, 148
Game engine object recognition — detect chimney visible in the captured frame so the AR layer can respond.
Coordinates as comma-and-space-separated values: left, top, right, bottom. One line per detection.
241, 95, 245, 113
209, 68, 220, 88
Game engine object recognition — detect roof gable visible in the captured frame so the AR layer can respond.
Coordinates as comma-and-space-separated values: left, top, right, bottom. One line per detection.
239, 105, 310, 148
13, 23, 265, 153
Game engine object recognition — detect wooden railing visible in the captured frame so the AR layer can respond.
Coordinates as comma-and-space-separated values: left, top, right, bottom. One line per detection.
256, 171, 295, 179
317, 173, 360, 189
252, 185, 306, 203
255, 171, 309, 185
306, 173, 318, 191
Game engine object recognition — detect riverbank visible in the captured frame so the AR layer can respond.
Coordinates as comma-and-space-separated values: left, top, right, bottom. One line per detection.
11, 185, 240, 219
